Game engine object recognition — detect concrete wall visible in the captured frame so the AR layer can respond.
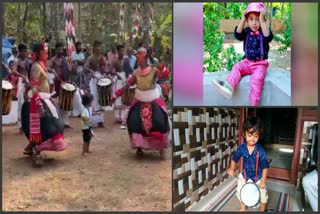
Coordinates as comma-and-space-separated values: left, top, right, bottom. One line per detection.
173, 108, 239, 212
203, 68, 291, 106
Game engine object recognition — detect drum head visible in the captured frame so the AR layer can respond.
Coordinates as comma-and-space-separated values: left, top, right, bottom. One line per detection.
61, 82, 76, 91
2, 80, 13, 89
97, 78, 112, 86
240, 183, 260, 207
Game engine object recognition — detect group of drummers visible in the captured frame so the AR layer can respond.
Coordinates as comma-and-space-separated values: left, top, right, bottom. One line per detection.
2, 40, 171, 164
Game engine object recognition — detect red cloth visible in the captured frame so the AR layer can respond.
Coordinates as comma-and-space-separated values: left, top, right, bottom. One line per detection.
29, 93, 43, 144
6, 74, 18, 96
157, 64, 170, 79
115, 88, 124, 97
127, 75, 137, 86
30, 79, 40, 86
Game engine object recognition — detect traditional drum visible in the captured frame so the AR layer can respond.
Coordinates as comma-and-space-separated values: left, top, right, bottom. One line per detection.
59, 82, 76, 111
2, 80, 14, 115
97, 77, 112, 106
122, 85, 136, 106
240, 182, 261, 207
239, 150, 261, 208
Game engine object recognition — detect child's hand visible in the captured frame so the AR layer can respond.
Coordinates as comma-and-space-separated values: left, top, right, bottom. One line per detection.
259, 9, 267, 22
241, 12, 246, 22
227, 168, 235, 177
259, 182, 266, 189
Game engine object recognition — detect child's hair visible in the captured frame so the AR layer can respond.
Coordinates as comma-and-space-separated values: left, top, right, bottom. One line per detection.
93, 40, 102, 48
243, 116, 263, 135
82, 93, 94, 106
8, 60, 14, 67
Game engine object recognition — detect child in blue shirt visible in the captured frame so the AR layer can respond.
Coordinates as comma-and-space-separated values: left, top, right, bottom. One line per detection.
228, 116, 269, 211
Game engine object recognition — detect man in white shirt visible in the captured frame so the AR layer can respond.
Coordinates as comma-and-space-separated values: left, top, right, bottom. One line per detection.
71, 41, 86, 117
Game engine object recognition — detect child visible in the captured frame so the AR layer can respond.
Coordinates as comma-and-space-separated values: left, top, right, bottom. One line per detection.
212, 2, 273, 106
81, 93, 96, 156
227, 116, 269, 211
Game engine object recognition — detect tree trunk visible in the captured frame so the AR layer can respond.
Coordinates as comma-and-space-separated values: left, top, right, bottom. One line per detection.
21, 3, 29, 43
17, 3, 22, 43
2, 4, 6, 34
142, 2, 151, 46
42, 3, 46, 40
127, 2, 133, 47
78, 2, 81, 42
52, 3, 60, 44
119, 3, 125, 44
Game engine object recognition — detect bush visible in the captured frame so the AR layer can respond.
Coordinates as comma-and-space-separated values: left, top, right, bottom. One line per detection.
221, 45, 243, 71
203, 13, 224, 72
272, 3, 292, 52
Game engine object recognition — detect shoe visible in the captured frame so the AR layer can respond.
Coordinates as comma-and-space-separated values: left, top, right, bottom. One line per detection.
98, 122, 104, 128
120, 125, 126, 129
212, 79, 233, 99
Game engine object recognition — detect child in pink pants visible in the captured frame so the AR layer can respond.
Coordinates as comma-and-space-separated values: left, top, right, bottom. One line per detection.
212, 2, 273, 106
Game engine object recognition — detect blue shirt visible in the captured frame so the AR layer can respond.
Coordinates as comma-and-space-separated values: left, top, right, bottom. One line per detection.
234, 27, 273, 61
232, 142, 269, 181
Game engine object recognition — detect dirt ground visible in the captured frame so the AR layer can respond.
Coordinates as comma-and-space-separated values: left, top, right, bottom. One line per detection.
2, 111, 172, 211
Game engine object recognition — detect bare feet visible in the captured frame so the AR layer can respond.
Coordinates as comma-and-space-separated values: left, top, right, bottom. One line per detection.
239, 202, 247, 211
260, 202, 267, 212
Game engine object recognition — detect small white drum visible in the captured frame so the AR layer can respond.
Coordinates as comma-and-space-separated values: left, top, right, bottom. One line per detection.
2, 80, 14, 115
240, 182, 260, 207
97, 77, 112, 106
122, 84, 136, 106
59, 82, 76, 111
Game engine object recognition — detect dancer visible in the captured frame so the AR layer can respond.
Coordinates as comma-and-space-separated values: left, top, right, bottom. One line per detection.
113, 46, 170, 158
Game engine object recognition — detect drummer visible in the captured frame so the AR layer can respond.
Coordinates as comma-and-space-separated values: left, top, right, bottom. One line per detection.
71, 41, 86, 117
227, 116, 269, 211
16, 44, 32, 133
84, 40, 109, 128
112, 44, 128, 128
49, 42, 72, 128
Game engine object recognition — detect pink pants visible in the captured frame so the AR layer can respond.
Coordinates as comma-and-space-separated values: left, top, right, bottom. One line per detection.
226, 58, 269, 106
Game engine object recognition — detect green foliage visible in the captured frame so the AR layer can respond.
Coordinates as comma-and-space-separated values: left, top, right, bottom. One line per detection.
152, 12, 172, 57
4, 2, 172, 57
203, 3, 224, 72
203, 3, 245, 72
221, 46, 243, 71
203, 2, 248, 20
273, 3, 291, 52
225, 3, 249, 19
